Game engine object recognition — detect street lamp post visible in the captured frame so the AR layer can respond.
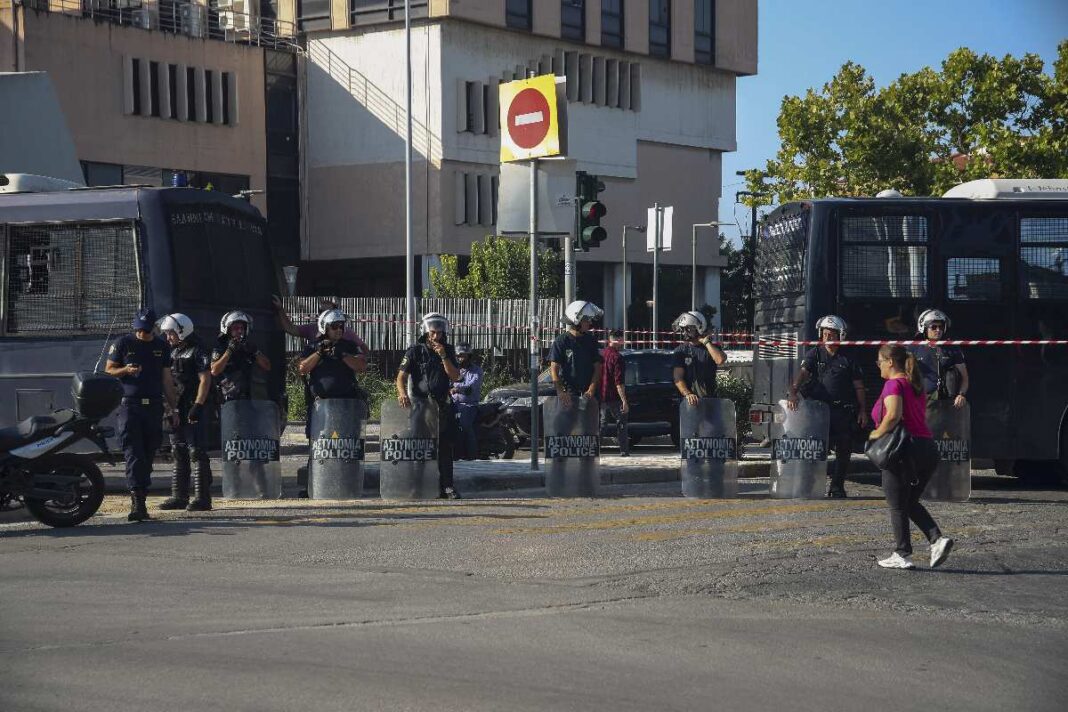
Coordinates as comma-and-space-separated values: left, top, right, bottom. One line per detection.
621, 224, 645, 347
691, 221, 728, 310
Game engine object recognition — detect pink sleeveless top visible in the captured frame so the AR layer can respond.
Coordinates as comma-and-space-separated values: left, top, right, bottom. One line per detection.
872, 377, 932, 438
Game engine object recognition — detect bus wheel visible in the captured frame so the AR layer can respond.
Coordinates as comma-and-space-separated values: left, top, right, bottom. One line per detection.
1013, 460, 1063, 488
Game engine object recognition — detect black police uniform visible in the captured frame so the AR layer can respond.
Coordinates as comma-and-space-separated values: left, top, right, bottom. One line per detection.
108, 333, 172, 493
167, 334, 213, 509
302, 338, 364, 400
399, 338, 459, 494
212, 334, 268, 493
800, 346, 863, 493
548, 330, 603, 395
910, 344, 965, 404
672, 341, 721, 397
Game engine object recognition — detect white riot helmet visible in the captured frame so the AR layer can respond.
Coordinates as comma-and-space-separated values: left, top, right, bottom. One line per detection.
317, 308, 348, 336
420, 312, 449, 335
563, 300, 604, 327
220, 310, 253, 335
917, 308, 951, 335
157, 313, 194, 342
815, 315, 848, 339
672, 310, 708, 336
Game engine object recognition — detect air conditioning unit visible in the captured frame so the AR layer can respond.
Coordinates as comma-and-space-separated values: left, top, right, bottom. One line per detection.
220, 10, 250, 32
179, 3, 206, 39
133, 7, 158, 30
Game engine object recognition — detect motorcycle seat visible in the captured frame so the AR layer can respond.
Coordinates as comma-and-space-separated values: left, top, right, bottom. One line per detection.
0, 411, 77, 450
476, 402, 500, 418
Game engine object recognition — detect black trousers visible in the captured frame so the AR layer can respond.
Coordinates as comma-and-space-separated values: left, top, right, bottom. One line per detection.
828, 404, 856, 483
117, 401, 163, 491
881, 437, 942, 556
438, 400, 457, 490
170, 404, 211, 478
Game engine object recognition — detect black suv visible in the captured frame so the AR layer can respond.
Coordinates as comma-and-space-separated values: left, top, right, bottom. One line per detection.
484, 349, 682, 447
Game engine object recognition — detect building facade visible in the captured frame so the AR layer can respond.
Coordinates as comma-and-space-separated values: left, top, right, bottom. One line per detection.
0, 0, 302, 265
299, 0, 757, 329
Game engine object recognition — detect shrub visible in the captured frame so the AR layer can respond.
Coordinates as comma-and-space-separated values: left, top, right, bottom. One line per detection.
717, 371, 753, 438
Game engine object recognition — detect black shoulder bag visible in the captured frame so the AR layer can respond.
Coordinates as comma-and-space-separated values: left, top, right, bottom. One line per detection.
865, 422, 910, 470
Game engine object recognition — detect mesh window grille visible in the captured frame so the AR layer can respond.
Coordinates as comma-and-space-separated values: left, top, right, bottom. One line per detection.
4, 222, 140, 336
840, 215, 928, 299
1020, 217, 1068, 299
947, 257, 1001, 301
841, 215, 928, 243
755, 212, 807, 297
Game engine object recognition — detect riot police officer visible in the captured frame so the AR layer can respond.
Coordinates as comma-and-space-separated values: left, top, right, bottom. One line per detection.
787, 315, 869, 498
396, 312, 463, 499
157, 314, 213, 512
104, 308, 178, 522
910, 309, 969, 408
298, 309, 367, 399
210, 311, 272, 400
670, 310, 727, 405
549, 301, 604, 407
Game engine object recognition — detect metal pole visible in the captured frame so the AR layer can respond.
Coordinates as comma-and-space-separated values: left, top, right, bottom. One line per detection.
529, 158, 540, 471
691, 223, 698, 310
652, 204, 661, 350
621, 225, 628, 346
747, 202, 758, 331
404, 0, 415, 341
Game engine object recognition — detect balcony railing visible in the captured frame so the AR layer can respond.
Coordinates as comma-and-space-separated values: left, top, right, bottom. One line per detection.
20, 0, 301, 52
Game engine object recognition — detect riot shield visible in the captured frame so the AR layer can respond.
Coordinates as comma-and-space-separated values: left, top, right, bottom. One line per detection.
543, 395, 600, 497
221, 399, 282, 499
770, 399, 829, 499
308, 398, 368, 500
679, 398, 739, 499
379, 398, 440, 500
924, 401, 971, 502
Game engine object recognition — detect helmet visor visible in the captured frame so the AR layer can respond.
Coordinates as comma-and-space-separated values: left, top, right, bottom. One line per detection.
423, 318, 448, 332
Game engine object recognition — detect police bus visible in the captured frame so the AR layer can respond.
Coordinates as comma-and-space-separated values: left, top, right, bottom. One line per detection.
0, 182, 285, 438
748, 179, 1068, 485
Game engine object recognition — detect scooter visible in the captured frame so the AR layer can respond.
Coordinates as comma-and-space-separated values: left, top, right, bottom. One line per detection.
471, 401, 518, 460
0, 373, 121, 528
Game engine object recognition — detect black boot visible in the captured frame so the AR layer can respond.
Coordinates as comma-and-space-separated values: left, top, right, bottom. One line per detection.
825, 476, 847, 498
187, 457, 213, 512
128, 489, 150, 522
159, 458, 190, 510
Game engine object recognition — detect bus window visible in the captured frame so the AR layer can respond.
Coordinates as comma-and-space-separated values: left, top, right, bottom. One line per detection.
840, 215, 927, 299
947, 257, 1002, 301
1020, 217, 1068, 300
3, 221, 140, 336
755, 211, 807, 297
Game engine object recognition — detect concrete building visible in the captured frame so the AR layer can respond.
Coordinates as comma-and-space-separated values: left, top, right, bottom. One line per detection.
299, 0, 757, 329
0, 0, 302, 265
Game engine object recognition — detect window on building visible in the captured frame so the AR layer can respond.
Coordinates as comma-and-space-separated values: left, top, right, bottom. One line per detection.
131, 58, 142, 114
561, 1, 585, 41
167, 64, 178, 118
297, 0, 331, 32
205, 70, 215, 124
694, 0, 714, 65
350, 0, 428, 23
148, 61, 161, 117
81, 162, 123, 187
506, 0, 531, 31
601, 0, 624, 48
186, 66, 197, 121
648, 0, 671, 58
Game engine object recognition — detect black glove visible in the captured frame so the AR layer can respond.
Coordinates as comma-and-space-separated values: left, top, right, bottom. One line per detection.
243, 340, 258, 355
188, 403, 202, 423
227, 337, 243, 354
316, 340, 333, 357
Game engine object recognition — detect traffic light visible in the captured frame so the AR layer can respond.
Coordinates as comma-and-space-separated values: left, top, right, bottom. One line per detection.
576, 171, 607, 251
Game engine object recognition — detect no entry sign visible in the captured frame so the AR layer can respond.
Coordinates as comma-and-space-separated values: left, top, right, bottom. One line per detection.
499, 74, 562, 162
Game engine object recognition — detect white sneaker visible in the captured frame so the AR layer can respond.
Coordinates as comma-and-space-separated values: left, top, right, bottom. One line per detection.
930, 537, 954, 568
877, 552, 915, 569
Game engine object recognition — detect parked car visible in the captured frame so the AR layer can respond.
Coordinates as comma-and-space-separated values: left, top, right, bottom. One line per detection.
484, 349, 682, 448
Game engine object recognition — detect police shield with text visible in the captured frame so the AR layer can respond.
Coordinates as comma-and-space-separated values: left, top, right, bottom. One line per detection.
545, 301, 605, 497
158, 313, 214, 511
212, 311, 280, 498
394, 312, 462, 499
787, 315, 868, 498
299, 309, 369, 498
104, 308, 179, 522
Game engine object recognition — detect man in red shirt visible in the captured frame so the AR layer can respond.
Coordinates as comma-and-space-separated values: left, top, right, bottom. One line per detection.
599, 330, 630, 456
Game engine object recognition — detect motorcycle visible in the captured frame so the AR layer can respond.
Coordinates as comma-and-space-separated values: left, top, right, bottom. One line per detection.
0, 373, 121, 528
460, 401, 518, 460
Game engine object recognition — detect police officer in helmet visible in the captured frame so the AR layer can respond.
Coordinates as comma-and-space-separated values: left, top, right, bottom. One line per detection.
158, 313, 214, 511
298, 309, 367, 399
549, 301, 604, 408
787, 315, 869, 498
910, 309, 969, 408
671, 310, 727, 405
104, 308, 179, 522
396, 312, 463, 499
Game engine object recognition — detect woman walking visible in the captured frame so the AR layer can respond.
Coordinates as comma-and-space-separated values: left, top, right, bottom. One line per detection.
869, 344, 954, 570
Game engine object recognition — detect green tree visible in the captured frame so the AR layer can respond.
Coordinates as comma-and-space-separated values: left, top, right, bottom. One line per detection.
718, 234, 751, 334
428, 235, 562, 298
747, 42, 1068, 202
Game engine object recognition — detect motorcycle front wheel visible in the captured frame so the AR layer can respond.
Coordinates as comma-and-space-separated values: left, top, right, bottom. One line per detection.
23, 455, 106, 528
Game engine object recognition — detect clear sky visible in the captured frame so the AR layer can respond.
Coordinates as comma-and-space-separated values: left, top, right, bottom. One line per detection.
718, 0, 1068, 245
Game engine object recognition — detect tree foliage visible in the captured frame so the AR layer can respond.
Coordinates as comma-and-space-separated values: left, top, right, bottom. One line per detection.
718, 234, 751, 334
428, 235, 562, 299
746, 42, 1068, 202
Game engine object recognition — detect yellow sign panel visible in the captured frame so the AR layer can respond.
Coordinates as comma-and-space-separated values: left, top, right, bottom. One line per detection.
499, 74, 562, 163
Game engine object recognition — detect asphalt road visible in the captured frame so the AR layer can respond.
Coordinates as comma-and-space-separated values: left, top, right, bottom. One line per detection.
2, 475, 1066, 711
